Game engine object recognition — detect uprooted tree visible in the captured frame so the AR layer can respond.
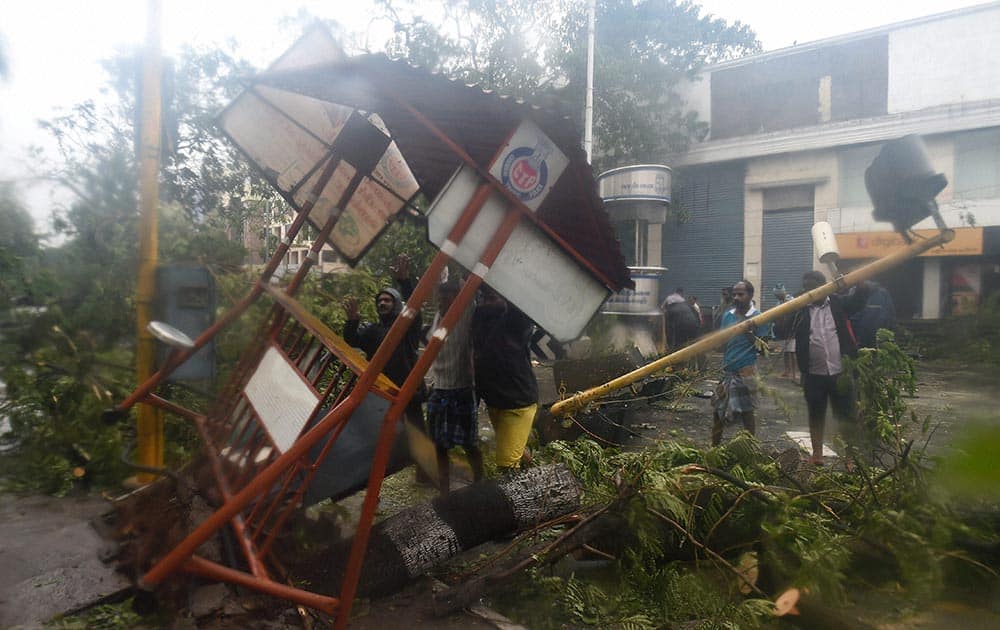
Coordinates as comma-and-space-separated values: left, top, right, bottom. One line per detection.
267, 333, 995, 628
408, 333, 997, 628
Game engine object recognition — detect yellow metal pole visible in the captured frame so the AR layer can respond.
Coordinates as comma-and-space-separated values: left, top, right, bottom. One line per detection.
550, 228, 955, 417
135, 0, 163, 482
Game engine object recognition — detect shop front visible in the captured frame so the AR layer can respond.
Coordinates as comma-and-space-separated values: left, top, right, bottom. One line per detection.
835, 227, 999, 319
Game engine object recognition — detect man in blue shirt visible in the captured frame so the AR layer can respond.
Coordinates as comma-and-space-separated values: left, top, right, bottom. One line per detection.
711, 280, 769, 446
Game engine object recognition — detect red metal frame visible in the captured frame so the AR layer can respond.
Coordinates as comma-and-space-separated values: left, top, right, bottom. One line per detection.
117, 83, 568, 624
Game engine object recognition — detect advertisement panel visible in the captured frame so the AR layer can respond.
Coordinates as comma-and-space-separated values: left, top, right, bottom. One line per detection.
835, 227, 983, 259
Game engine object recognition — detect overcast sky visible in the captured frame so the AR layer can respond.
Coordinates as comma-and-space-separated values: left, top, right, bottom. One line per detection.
0, 0, 993, 230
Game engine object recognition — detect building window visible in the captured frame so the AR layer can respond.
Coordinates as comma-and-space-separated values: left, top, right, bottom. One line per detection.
838, 143, 883, 208
614, 220, 646, 267
954, 128, 1000, 201
322, 249, 338, 263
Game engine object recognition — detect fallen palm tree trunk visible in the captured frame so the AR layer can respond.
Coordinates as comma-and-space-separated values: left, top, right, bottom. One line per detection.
434, 502, 624, 615
299, 464, 581, 598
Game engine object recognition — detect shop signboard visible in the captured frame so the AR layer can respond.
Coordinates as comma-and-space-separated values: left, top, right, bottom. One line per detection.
835, 227, 983, 259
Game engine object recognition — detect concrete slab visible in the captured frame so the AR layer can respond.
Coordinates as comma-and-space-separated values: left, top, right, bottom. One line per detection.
785, 430, 838, 458
0, 495, 131, 629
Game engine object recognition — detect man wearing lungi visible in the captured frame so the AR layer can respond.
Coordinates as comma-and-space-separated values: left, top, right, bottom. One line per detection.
711, 280, 769, 446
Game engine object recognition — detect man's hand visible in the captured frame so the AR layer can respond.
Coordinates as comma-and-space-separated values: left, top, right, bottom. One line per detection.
342, 296, 360, 320
389, 254, 411, 281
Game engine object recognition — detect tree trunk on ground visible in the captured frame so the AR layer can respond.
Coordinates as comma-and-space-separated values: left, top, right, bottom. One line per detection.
774, 588, 878, 630
433, 508, 624, 616
300, 464, 582, 598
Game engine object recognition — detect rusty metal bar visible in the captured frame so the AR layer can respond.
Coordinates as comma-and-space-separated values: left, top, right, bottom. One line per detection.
143, 394, 199, 422
335, 202, 524, 629
258, 410, 354, 558
190, 414, 269, 579
182, 555, 339, 615
282, 167, 366, 297
248, 462, 300, 544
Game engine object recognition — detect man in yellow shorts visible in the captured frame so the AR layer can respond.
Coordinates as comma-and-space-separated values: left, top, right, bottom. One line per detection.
472, 287, 538, 471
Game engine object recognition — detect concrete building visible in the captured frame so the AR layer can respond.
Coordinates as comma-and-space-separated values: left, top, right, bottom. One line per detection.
666, 2, 1000, 318
241, 211, 348, 276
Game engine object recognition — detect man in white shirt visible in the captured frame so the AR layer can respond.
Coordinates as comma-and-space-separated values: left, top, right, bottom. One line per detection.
426, 277, 482, 496
792, 271, 869, 466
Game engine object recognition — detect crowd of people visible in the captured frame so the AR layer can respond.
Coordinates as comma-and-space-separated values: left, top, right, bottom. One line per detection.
343, 255, 900, 494
663, 273, 897, 466
342, 255, 538, 496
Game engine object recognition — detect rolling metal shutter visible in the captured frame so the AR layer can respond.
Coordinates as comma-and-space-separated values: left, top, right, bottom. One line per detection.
661, 163, 746, 311
762, 207, 814, 309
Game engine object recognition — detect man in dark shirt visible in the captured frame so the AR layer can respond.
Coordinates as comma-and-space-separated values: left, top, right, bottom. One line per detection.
849, 280, 897, 349
472, 286, 538, 472
343, 254, 424, 428
661, 287, 701, 350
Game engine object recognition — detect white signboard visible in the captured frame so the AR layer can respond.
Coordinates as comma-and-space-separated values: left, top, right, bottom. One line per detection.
488, 119, 570, 211
245, 347, 320, 453
427, 165, 609, 341
218, 30, 419, 265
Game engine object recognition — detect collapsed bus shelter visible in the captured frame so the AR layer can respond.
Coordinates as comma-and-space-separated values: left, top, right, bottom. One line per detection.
113, 26, 631, 628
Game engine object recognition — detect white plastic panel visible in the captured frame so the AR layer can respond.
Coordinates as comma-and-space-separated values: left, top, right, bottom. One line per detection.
245, 347, 319, 453
487, 119, 569, 211
427, 165, 609, 341
217, 29, 419, 263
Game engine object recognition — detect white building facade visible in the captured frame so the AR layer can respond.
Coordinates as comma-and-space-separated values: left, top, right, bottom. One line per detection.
667, 3, 1000, 318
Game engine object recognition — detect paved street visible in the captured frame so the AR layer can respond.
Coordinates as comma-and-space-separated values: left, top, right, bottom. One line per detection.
0, 494, 130, 629
535, 352, 1000, 464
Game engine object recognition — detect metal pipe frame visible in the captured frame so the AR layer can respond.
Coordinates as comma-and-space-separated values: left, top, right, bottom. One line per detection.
189, 413, 269, 579
334, 201, 524, 629
183, 555, 339, 615
141, 160, 502, 593
134, 79, 593, 625
117, 153, 343, 413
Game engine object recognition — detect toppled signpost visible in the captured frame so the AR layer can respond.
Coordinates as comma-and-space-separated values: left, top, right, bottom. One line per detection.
109, 23, 632, 628
104, 17, 977, 628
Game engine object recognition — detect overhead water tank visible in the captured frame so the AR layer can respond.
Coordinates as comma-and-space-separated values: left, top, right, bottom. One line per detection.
598, 164, 672, 223
599, 165, 672, 314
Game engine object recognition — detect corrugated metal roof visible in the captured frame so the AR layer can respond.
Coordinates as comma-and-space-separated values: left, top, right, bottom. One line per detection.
251, 53, 632, 291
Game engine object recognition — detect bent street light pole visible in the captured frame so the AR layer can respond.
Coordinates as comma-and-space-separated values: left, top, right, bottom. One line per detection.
550, 227, 956, 417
